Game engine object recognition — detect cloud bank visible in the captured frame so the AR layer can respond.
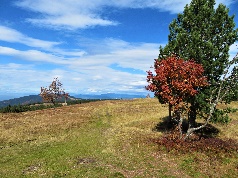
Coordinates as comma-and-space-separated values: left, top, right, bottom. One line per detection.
0, 26, 161, 95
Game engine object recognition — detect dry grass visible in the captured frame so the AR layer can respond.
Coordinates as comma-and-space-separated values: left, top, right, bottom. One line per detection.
0, 98, 237, 177
215, 102, 238, 140
0, 102, 96, 146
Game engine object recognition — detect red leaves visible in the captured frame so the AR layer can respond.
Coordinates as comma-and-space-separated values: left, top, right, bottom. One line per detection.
40, 77, 66, 105
146, 55, 208, 108
153, 130, 238, 155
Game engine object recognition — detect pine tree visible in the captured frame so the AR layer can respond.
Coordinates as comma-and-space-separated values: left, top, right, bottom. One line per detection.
159, 0, 238, 128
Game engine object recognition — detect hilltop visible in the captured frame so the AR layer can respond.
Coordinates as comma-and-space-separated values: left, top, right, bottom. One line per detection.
0, 99, 237, 177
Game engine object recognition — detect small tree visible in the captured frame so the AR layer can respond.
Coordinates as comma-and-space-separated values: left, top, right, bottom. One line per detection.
40, 78, 66, 105
146, 55, 208, 138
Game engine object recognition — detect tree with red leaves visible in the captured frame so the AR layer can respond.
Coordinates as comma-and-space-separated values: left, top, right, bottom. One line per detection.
40, 78, 68, 105
147, 55, 208, 110
146, 55, 208, 137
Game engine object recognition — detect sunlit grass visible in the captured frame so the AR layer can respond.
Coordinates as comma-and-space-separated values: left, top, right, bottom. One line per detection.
0, 98, 237, 177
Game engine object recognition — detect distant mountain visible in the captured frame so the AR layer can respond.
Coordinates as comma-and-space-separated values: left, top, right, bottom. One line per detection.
0, 93, 146, 108
73, 93, 146, 99
0, 95, 80, 108
0, 95, 43, 108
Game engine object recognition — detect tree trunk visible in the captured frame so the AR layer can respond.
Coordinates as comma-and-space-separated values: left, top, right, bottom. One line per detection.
176, 110, 183, 139
169, 103, 172, 121
167, 103, 173, 128
64, 97, 67, 105
51, 98, 56, 106
185, 103, 216, 140
188, 100, 196, 129
185, 118, 207, 140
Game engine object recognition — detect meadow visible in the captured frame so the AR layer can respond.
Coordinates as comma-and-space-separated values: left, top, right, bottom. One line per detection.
0, 98, 237, 177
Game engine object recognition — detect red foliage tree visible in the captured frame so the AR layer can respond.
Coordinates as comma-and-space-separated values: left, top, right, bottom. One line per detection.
40, 77, 67, 105
146, 55, 208, 122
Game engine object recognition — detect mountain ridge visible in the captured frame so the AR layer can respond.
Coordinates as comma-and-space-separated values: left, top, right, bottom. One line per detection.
0, 93, 147, 108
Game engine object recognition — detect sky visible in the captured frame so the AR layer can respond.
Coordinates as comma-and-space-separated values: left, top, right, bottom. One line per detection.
0, 0, 238, 100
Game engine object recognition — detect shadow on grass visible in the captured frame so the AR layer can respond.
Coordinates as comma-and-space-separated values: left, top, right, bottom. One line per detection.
152, 116, 220, 138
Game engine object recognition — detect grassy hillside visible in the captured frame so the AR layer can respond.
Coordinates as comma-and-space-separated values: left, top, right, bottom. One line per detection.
0, 99, 237, 177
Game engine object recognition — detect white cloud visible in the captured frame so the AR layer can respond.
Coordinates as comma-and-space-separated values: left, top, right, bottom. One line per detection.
27, 13, 117, 30
0, 25, 87, 57
15, 0, 118, 30
0, 25, 60, 48
132, 0, 235, 14
230, 42, 238, 54
0, 61, 148, 95
15, 0, 235, 30
0, 38, 160, 95
229, 42, 238, 63
1, 36, 236, 95
1, 36, 160, 71
0, 46, 69, 64
0, 63, 68, 94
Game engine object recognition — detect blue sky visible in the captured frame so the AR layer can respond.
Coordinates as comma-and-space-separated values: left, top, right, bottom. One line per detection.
0, 0, 238, 100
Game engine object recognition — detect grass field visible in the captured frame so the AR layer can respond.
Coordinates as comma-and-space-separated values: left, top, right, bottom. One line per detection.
0, 98, 238, 177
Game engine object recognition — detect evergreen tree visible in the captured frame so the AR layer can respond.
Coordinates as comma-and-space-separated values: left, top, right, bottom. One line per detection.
159, 0, 238, 128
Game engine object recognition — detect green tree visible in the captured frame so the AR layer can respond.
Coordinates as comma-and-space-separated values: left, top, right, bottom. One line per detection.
185, 52, 238, 139
159, 0, 238, 129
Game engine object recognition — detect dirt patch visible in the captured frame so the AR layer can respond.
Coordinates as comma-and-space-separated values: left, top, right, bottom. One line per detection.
22, 164, 41, 175
76, 157, 97, 165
